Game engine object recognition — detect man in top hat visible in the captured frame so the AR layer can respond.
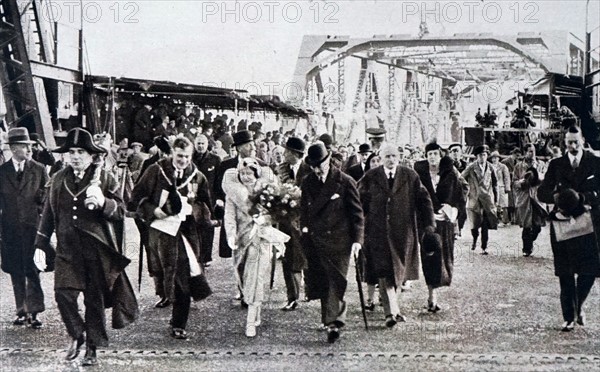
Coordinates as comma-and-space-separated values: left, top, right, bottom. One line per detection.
461, 145, 499, 254
192, 133, 222, 266
300, 141, 364, 343
276, 137, 311, 311
0, 128, 49, 329
366, 127, 386, 152
214, 130, 266, 304
35, 128, 138, 366
345, 143, 372, 182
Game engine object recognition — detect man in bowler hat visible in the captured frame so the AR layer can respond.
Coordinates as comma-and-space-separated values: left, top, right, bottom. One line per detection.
346, 143, 373, 182
276, 137, 311, 311
35, 128, 138, 366
300, 141, 364, 343
0, 128, 49, 329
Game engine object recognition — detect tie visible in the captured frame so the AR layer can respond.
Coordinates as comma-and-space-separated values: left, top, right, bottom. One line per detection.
387, 172, 394, 189
290, 166, 295, 181
572, 157, 579, 170
74, 170, 84, 182
321, 175, 326, 184
16, 163, 23, 181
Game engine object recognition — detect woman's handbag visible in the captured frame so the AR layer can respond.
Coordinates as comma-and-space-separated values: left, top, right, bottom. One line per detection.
552, 210, 595, 242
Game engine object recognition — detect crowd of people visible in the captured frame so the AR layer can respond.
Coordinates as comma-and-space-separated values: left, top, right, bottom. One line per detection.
1, 120, 599, 365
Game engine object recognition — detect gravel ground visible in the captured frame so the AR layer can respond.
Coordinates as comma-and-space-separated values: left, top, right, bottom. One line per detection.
1, 219, 599, 370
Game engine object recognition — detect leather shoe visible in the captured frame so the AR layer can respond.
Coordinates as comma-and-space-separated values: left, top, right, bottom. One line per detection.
155, 298, 171, 308
240, 300, 249, 309
281, 300, 298, 311
13, 316, 27, 326
386, 314, 406, 328
29, 318, 43, 329
82, 346, 97, 366
65, 335, 85, 361
427, 302, 441, 313
577, 312, 586, 326
364, 301, 375, 311
171, 328, 188, 340
327, 326, 340, 343
561, 321, 575, 332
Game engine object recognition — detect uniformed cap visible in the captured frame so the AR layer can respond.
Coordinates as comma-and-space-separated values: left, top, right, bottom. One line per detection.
448, 143, 463, 151
366, 127, 386, 138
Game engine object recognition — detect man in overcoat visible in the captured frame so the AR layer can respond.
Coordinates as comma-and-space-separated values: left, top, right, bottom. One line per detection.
461, 145, 498, 254
538, 126, 600, 332
513, 143, 547, 257
276, 137, 310, 311
0, 128, 49, 328
345, 143, 372, 182
300, 141, 364, 343
35, 128, 138, 366
192, 133, 222, 266
130, 137, 213, 340
358, 144, 436, 326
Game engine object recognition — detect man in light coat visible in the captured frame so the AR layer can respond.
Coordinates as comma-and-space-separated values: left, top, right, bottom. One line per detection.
461, 145, 498, 254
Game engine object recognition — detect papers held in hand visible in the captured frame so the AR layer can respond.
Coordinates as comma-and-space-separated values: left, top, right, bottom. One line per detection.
150, 189, 192, 236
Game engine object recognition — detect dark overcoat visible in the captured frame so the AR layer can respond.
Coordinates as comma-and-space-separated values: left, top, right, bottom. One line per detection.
358, 165, 435, 287
538, 151, 600, 277
300, 167, 364, 300
35, 165, 138, 328
276, 161, 310, 272
0, 159, 48, 275
414, 157, 466, 287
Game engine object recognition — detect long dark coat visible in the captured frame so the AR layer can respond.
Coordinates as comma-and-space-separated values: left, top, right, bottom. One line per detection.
35, 165, 138, 328
129, 158, 212, 300
538, 151, 600, 277
276, 161, 310, 271
358, 165, 435, 287
0, 159, 48, 275
414, 157, 466, 287
300, 167, 364, 300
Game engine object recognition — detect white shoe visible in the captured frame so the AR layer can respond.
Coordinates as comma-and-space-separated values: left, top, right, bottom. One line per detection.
246, 324, 256, 337
255, 305, 262, 327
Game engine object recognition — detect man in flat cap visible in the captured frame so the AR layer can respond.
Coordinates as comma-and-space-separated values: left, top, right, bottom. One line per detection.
461, 145, 498, 254
35, 128, 138, 366
300, 141, 364, 343
0, 128, 49, 329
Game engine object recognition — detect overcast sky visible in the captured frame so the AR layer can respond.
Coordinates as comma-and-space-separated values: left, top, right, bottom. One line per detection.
42, 0, 599, 95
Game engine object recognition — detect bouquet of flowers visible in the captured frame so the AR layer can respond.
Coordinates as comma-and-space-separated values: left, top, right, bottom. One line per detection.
249, 182, 302, 223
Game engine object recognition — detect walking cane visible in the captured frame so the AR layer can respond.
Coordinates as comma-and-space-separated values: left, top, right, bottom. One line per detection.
138, 239, 144, 292
354, 252, 369, 330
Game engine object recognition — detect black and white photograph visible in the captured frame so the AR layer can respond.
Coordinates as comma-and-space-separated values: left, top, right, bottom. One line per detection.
1, 0, 600, 370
